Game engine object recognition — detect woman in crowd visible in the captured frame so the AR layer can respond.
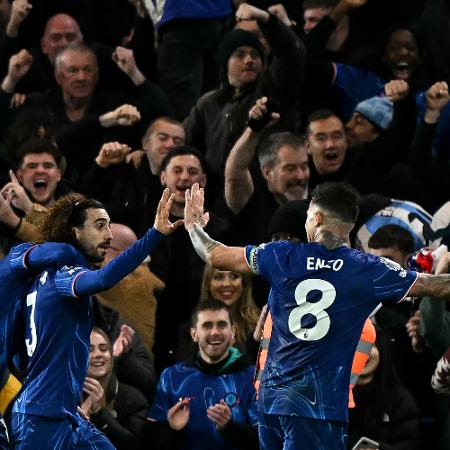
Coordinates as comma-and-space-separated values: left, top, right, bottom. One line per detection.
80, 327, 149, 450
176, 265, 260, 360
200, 264, 260, 347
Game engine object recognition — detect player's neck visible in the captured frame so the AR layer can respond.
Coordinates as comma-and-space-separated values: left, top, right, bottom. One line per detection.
314, 227, 350, 250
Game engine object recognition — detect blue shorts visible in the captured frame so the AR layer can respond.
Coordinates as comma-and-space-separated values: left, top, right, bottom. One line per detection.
11, 412, 115, 450
0, 417, 8, 450
258, 413, 347, 450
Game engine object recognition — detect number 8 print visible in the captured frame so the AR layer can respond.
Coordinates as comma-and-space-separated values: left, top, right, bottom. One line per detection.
288, 279, 336, 341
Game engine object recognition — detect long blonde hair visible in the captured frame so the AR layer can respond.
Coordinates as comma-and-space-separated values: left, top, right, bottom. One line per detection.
200, 264, 260, 343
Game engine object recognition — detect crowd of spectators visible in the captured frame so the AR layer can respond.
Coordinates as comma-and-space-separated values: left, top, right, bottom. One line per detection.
2, 0, 450, 449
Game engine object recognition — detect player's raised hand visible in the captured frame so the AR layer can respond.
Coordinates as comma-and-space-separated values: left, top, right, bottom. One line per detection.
95, 142, 132, 168
167, 398, 191, 430
153, 188, 183, 235
385, 80, 409, 102
184, 183, 209, 232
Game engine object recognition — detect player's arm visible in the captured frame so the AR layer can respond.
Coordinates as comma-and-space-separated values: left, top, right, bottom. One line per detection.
184, 184, 251, 274
25, 243, 83, 269
9, 242, 82, 273
409, 273, 450, 299
189, 224, 250, 273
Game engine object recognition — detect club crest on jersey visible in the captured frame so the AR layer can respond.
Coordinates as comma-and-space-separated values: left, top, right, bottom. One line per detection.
65, 265, 82, 275
223, 392, 240, 408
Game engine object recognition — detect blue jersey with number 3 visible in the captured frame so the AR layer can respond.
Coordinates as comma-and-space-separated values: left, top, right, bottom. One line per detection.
12, 263, 92, 419
246, 241, 417, 422
0, 243, 35, 375
1, 242, 82, 374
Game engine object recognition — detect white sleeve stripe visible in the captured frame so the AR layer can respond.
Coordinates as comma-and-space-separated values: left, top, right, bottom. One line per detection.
398, 272, 419, 303
71, 271, 88, 298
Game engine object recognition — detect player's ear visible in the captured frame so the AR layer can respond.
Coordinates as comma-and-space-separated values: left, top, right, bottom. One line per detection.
72, 226, 81, 241
190, 326, 198, 343
315, 210, 323, 227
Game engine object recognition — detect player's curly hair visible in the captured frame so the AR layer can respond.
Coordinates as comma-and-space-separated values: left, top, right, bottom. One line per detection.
39, 193, 105, 244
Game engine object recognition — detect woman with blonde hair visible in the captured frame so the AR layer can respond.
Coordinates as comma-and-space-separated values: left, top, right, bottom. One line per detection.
200, 264, 260, 346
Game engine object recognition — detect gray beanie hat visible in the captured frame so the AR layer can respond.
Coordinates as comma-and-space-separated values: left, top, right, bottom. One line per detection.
354, 96, 394, 131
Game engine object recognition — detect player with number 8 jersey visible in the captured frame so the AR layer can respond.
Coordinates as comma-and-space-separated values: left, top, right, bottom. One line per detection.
245, 241, 416, 421
183, 182, 441, 450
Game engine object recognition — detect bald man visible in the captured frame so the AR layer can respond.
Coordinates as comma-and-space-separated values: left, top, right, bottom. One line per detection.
96, 223, 165, 352
0, 9, 148, 94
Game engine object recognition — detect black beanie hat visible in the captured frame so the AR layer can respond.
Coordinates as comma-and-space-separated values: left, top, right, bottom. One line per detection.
219, 29, 265, 67
268, 200, 310, 242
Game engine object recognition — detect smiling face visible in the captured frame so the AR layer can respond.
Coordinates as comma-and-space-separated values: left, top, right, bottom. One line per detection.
17, 153, 61, 207
190, 309, 235, 364
209, 269, 243, 307
307, 115, 347, 176
262, 145, 310, 202
383, 29, 420, 82
227, 45, 263, 88
73, 208, 113, 263
160, 154, 206, 206
88, 330, 112, 380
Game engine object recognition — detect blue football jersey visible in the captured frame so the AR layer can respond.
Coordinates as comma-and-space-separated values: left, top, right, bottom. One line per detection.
0, 243, 36, 374
12, 263, 92, 419
149, 355, 258, 450
246, 241, 417, 422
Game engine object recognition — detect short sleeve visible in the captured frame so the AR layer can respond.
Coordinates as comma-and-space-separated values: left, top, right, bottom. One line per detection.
370, 256, 418, 303
245, 243, 274, 278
